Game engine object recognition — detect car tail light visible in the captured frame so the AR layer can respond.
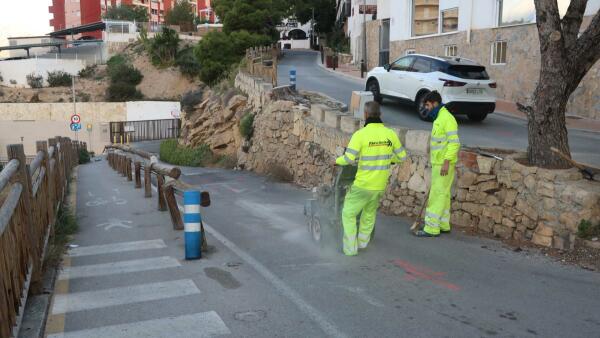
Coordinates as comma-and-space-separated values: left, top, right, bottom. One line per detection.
440, 79, 467, 87
489, 82, 497, 88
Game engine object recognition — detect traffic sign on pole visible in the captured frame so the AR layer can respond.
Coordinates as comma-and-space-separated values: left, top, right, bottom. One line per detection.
71, 114, 81, 124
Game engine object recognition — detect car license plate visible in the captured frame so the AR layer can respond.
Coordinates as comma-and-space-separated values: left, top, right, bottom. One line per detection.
466, 88, 483, 95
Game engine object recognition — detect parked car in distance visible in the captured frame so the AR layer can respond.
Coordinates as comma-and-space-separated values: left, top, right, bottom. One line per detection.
366, 54, 497, 122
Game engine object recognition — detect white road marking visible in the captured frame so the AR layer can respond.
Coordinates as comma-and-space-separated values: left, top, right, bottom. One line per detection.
47, 311, 230, 338
51, 279, 200, 315
96, 219, 133, 231
180, 203, 346, 338
58, 256, 180, 280
68, 239, 167, 257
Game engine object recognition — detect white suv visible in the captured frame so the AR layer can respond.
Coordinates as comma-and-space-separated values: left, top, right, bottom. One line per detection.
366, 54, 497, 122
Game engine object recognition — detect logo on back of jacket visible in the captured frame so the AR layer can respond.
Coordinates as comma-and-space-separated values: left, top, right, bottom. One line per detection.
368, 139, 392, 148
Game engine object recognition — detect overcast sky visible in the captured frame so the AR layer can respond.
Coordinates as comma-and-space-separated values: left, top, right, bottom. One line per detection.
0, 0, 52, 56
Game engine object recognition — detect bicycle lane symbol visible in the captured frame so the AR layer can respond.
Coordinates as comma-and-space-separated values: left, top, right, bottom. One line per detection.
86, 195, 127, 207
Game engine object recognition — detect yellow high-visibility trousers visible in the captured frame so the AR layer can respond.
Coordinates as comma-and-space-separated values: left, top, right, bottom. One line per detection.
423, 165, 455, 235
342, 185, 384, 256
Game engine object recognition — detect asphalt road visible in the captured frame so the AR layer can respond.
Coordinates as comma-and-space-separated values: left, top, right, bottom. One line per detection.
276, 50, 600, 166
126, 141, 600, 337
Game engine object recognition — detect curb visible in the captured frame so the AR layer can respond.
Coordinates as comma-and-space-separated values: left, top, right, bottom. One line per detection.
314, 54, 365, 84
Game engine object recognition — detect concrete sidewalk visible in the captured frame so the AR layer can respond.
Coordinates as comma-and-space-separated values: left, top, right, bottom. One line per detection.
44, 158, 324, 337
317, 59, 600, 133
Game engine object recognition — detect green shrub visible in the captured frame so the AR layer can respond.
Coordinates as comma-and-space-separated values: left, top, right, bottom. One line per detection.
109, 63, 143, 85
107, 82, 143, 102
78, 148, 91, 164
176, 47, 201, 78
47, 70, 72, 87
26, 72, 44, 88
78, 65, 97, 78
577, 220, 600, 240
107, 54, 128, 68
239, 113, 254, 139
194, 30, 271, 85
159, 139, 214, 167
106, 54, 143, 101
149, 27, 180, 66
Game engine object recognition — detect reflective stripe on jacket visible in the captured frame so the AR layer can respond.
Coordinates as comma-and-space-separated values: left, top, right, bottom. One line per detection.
430, 106, 460, 165
336, 123, 406, 191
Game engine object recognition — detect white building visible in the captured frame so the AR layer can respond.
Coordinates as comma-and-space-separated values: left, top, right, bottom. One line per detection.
337, 0, 377, 63
359, 0, 600, 120
277, 18, 314, 50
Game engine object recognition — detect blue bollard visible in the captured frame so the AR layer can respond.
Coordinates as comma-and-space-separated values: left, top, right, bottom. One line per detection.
290, 69, 296, 90
183, 191, 202, 260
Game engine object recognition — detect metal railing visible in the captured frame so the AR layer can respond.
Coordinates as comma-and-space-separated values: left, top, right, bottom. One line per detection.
0, 137, 84, 337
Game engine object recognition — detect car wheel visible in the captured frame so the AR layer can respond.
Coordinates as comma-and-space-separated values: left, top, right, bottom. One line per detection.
416, 92, 433, 122
367, 80, 383, 104
467, 113, 488, 122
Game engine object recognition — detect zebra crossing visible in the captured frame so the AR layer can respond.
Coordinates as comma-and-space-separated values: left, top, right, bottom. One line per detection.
46, 239, 231, 337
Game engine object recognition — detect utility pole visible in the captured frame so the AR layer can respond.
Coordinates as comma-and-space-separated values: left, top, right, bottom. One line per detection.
363, 0, 367, 68
72, 75, 78, 142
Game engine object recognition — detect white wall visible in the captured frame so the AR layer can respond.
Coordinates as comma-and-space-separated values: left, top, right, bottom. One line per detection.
280, 39, 311, 50
378, 0, 391, 19
386, 0, 600, 42
0, 58, 85, 87
126, 101, 181, 121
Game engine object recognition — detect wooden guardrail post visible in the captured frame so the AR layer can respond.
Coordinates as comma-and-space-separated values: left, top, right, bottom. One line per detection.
126, 157, 133, 182
164, 185, 183, 230
120, 155, 126, 177
134, 161, 142, 188
157, 174, 167, 211
144, 162, 152, 198
37, 141, 55, 234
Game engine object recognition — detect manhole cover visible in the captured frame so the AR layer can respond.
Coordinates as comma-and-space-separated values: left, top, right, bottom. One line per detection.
234, 310, 267, 322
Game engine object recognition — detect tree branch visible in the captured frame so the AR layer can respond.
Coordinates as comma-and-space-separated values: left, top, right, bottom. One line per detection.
534, 0, 563, 54
569, 8, 600, 93
562, 0, 587, 51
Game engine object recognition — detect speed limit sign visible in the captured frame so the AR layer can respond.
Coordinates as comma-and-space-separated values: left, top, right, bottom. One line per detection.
71, 114, 81, 124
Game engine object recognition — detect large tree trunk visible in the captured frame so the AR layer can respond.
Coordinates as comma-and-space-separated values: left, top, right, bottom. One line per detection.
528, 49, 571, 168
528, 0, 600, 168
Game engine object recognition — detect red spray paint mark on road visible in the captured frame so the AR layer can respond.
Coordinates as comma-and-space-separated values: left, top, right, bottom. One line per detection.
392, 259, 461, 291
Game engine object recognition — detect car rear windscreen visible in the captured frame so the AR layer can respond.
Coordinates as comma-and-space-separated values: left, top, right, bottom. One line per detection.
446, 65, 490, 80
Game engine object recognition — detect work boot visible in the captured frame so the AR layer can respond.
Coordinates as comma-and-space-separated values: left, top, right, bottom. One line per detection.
413, 230, 439, 237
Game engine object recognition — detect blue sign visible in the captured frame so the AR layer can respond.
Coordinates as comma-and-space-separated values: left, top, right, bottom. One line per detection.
70, 123, 82, 132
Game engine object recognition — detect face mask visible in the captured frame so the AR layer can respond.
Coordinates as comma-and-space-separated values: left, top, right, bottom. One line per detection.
427, 104, 443, 120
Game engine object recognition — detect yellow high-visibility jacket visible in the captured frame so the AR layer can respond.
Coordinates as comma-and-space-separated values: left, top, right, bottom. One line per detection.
430, 106, 460, 165
336, 122, 406, 191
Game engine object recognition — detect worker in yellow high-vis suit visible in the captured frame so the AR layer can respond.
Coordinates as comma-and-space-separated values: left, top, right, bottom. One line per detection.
415, 91, 460, 237
332, 101, 407, 255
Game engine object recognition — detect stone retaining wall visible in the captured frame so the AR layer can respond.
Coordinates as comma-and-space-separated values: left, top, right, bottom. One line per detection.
232, 71, 600, 250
